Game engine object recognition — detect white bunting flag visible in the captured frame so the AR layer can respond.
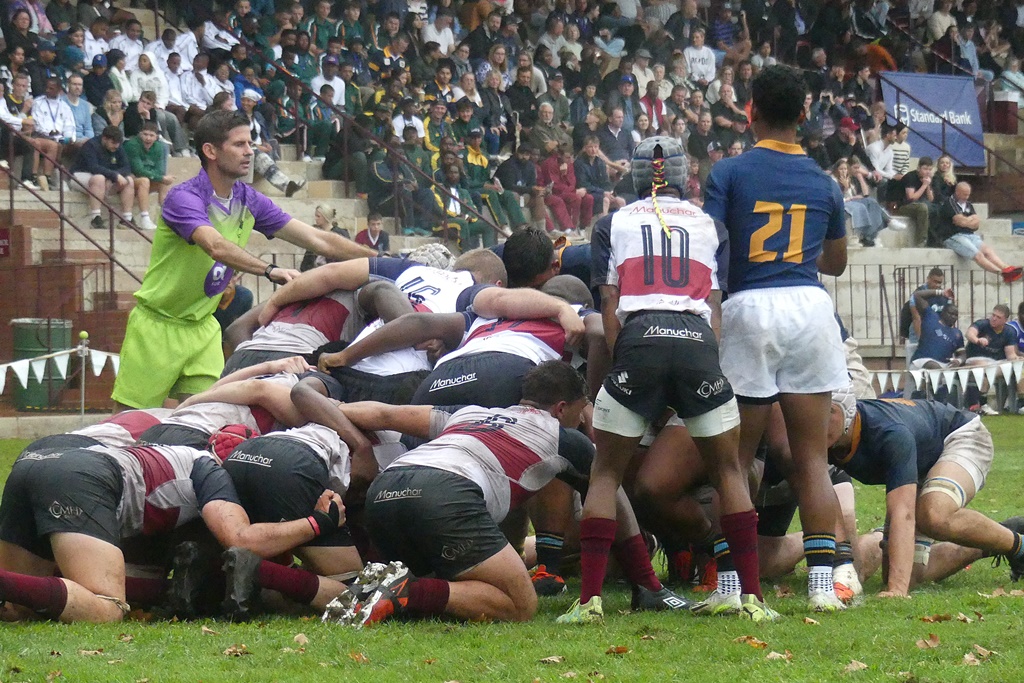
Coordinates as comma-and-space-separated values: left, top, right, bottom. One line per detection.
984, 365, 999, 386
891, 373, 902, 391
0, 365, 6, 394
957, 368, 970, 390
30, 359, 46, 383
109, 354, 120, 376
52, 353, 69, 380
928, 370, 942, 392
1014, 361, 1024, 381
971, 367, 985, 387
910, 370, 924, 390
1000, 362, 1014, 385
9, 360, 29, 389
942, 370, 956, 390
90, 350, 107, 377
877, 372, 890, 393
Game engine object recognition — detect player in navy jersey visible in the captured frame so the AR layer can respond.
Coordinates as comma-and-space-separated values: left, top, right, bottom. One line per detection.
826, 392, 1024, 595
704, 65, 849, 613
559, 135, 777, 624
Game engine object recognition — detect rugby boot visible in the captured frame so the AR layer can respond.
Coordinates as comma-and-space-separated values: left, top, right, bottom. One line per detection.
531, 564, 567, 596
740, 594, 781, 622
555, 596, 604, 624
221, 547, 263, 621
690, 589, 742, 616
999, 517, 1024, 581
833, 563, 863, 603
631, 585, 690, 611
166, 541, 206, 619
808, 589, 847, 612
331, 561, 412, 627
692, 555, 717, 592
664, 547, 694, 588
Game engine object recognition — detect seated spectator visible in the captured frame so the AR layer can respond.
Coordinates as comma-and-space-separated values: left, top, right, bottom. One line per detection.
632, 113, 658, 144
479, 69, 513, 151
685, 154, 702, 205
574, 133, 624, 219
933, 154, 957, 204
866, 123, 899, 201
495, 142, 546, 228
639, 79, 670, 134
311, 56, 346, 107
423, 99, 454, 153
960, 22, 995, 82
569, 82, 602, 128
803, 129, 830, 170
69, 125, 135, 229
683, 29, 716, 90
632, 48, 655, 92
539, 142, 593, 234
890, 123, 911, 179
476, 42, 512, 92
62, 74, 93, 153
937, 181, 1023, 283
529, 102, 572, 156
537, 72, 570, 127
123, 121, 172, 231
239, 89, 306, 197
669, 115, 689, 149
750, 39, 776, 72
833, 156, 894, 248
355, 212, 391, 255
423, 62, 456, 110
605, 73, 639, 133
432, 162, 493, 249
462, 128, 527, 233
83, 54, 114, 108
686, 111, 715, 162
909, 290, 963, 370
705, 64, 734, 106
181, 54, 214, 129
825, 117, 869, 174
299, 204, 354, 271
392, 96, 425, 141
964, 304, 1020, 414
896, 157, 942, 246
91, 88, 125, 136
28, 76, 76, 187
596, 106, 633, 180
507, 65, 539, 129
452, 72, 483, 109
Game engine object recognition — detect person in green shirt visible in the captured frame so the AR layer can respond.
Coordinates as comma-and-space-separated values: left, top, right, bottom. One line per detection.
123, 122, 173, 231
432, 163, 495, 250
462, 128, 526, 235
301, 0, 338, 55
111, 110, 376, 411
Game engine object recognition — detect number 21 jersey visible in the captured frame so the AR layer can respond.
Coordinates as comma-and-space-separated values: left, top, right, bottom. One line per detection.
704, 140, 846, 294
591, 196, 725, 323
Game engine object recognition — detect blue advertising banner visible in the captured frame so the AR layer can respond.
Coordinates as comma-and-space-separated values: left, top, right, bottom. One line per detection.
879, 72, 985, 168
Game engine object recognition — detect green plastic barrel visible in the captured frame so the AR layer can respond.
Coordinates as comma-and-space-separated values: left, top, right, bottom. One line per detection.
10, 318, 72, 411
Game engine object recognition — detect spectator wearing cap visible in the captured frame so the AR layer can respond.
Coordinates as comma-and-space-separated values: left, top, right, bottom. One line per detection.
825, 116, 868, 172
632, 49, 655, 93
311, 56, 347, 107
539, 142, 593, 233
529, 101, 572, 156
605, 73, 639, 132
27, 40, 62, 97
538, 72, 571, 127
639, 79, 670, 134
463, 127, 528, 234
422, 8, 457, 57
466, 11, 503, 62
596, 106, 634, 179
424, 99, 455, 152
507, 64, 539, 128
393, 97, 425, 141
722, 112, 753, 151
83, 54, 114, 108
684, 28, 716, 89
599, 54, 633, 99
498, 14, 524, 65
239, 88, 307, 197
702, 139, 725, 182
538, 16, 569, 69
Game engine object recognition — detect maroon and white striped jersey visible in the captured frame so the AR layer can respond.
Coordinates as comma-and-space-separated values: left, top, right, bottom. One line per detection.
73, 409, 174, 448
386, 405, 594, 522
235, 289, 364, 354
591, 197, 724, 323
161, 373, 300, 435
96, 444, 240, 538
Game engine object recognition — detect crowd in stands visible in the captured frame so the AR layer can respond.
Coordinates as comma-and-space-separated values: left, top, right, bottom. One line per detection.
0, 0, 1024, 251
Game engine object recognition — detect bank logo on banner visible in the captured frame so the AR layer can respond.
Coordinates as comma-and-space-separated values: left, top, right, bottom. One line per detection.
880, 72, 985, 168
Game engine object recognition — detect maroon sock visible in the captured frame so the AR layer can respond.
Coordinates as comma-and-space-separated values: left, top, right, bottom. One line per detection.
721, 509, 762, 600
612, 533, 662, 592
257, 562, 320, 604
0, 570, 68, 619
124, 577, 168, 606
406, 577, 450, 617
579, 517, 617, 603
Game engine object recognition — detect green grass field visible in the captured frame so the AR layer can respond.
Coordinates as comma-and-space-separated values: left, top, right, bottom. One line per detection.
0, 420, 1023, 682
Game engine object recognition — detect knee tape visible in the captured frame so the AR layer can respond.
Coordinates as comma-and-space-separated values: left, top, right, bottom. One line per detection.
96, 594, 131, 616
913, 535, 933, 565
919, 476, 967, 509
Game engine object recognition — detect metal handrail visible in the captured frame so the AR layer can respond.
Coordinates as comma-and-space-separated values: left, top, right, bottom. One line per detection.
0, 119, 148, 290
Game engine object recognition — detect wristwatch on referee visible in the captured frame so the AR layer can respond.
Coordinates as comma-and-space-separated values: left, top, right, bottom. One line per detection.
263, 263, 277, 281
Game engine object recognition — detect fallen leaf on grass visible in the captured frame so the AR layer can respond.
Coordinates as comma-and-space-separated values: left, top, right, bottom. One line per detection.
978, 587, 1011, 598
920, 614, 951, 623
126, 609, 153, 622
733, 635, 768, 649
974, 611, 985, 621
294, 633, 309, 645
117, 633, 134, 643
540, 656, 566, 664
8, 666, 20, 674
774, 585, 794, 598
223, 644, 250, 657
973, 644, 997, 659
135, 679, 149, 683
587, 673, 605, 680
766, 650, 793, 662
956, 613, 973, 623
49, 650, 61, 657
803, 617, 819, 625
423, 658, 437, 664
843, 660, 868, 673
1011, 589, 1024, 597
605, 646, 630, 655
915, 634, 940, 649
561, 672, 577, 679
45, 671, 61, 682
348, 651, 370, 664
78, 649, 104, 656
201, 626, 219, 636
640, 635, 656, 641
107, 659, 123, 665
963, 653, 981, 666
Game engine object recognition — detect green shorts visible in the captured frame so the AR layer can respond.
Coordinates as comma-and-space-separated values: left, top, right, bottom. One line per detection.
111, 305, 224, 408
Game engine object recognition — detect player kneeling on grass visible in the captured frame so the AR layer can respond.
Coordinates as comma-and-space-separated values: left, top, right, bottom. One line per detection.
826, 389, 1024, 597
321, 361, 687, 626
0, 443, 344, 623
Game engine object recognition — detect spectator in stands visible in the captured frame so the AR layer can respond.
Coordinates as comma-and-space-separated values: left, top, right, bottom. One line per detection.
300, 204, 353, 271
750, 39, 776, 72
596, 106, 633, 180
26, 41, 59, 98
932, 25, 965, 75
310, 56, 346, 108
897, 156, 940, 246
965, 304, 1020, 414
605, 73, 639, 133
960, 22, 994, 82
433, 162, 493, 248
46, 0, 75, 34
530, 101, 572, 155
574, 133, 624, 219
933, 154, 957, 204
83, 54, 114, 109
908, 290, 963, 370
666, 0, 704, 49
539, 142, 593, 234
890, 122, 911, 178
867, 123, 899, 200
70, 125, 135, 229
354, 212, 391, 255
124, 121, 172, 231
62, 74, 93, 151
684, 28, 716, 89
845, 64, 874, 107
687, 110, 715, 162
83, 16, 109, 65
833, 156, 891, 248
423, 99, 454, 152
507, 64, 539, 129
639, 78, 670, 134
479, 69, 513, 149
467, 11, 503, 62
462, 128, 527, 233
825, 116, 868, 172
28, 76, 75, 189
91, 88, 124, 136
927, 0, 957, 44
538, 72, 570, 126
239, 89, 306, 197
937, 181, 1023, 283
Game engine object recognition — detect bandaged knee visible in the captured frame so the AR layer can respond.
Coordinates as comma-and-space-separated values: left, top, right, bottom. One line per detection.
920, 476, 967, 509
913, 535, 933, 565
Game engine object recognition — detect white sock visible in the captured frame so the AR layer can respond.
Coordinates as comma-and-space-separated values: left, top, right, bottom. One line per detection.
808, 566, 835, 594
140, 211, 149, 219
717, 570, 740, 595
123, 213, 132, 222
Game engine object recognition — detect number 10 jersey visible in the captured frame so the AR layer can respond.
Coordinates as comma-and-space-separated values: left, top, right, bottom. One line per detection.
590, 196, 726, 324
